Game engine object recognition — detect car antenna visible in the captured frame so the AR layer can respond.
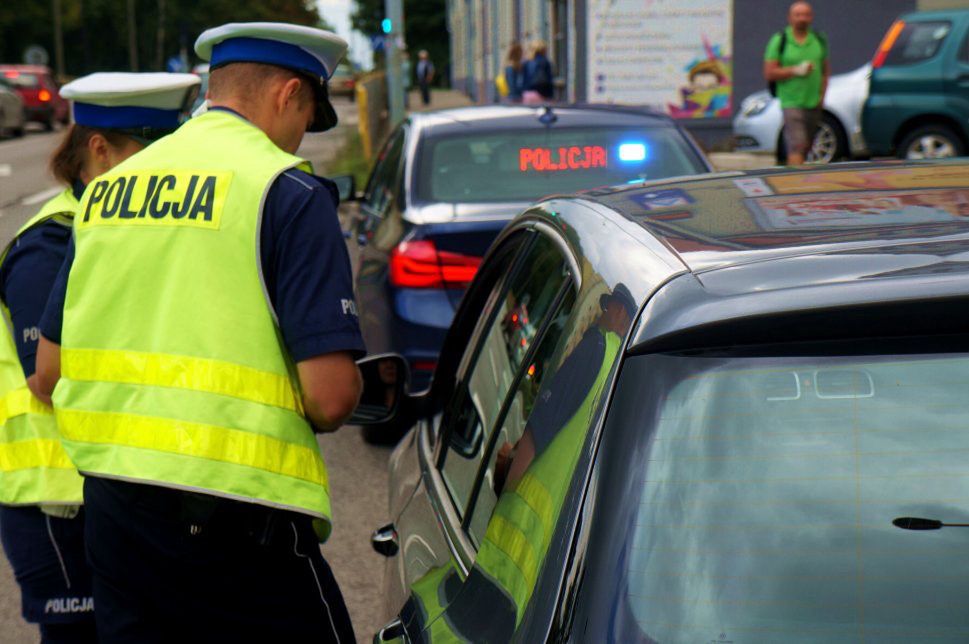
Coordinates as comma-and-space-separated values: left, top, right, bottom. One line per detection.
892, 517, 969, 531
538, 104, 557, 126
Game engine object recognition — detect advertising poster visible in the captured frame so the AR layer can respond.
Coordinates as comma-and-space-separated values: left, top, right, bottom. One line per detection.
587, 0, 733, 118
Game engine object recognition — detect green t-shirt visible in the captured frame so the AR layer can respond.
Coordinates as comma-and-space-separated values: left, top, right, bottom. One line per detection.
765, 26, 828, 109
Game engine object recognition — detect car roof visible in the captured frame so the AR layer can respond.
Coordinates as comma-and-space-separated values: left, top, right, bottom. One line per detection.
534, 159, 969, 352
410, 104, 678, 136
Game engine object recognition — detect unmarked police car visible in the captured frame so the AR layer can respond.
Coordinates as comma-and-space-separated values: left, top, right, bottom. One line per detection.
354, 159, 969, 642
342, 104, 711, 419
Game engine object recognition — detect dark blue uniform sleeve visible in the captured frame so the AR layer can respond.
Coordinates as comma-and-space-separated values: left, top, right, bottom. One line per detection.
0, 222, 72, 377
261, 170, 366, 362
38, 235, 72, 345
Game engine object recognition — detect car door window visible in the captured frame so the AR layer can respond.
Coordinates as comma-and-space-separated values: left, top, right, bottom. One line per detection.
363, 127, 405, 215
465, 286, 576, 545
438, 234, 571, 519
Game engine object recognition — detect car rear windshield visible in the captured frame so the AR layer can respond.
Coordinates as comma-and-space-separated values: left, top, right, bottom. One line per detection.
586, 349, 969, 642
1, 72, 40, 88
885, 20, 951, 65
416, 126, 706, 203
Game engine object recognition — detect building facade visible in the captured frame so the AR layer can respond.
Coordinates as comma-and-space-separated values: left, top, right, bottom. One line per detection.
446, 0, 942, 144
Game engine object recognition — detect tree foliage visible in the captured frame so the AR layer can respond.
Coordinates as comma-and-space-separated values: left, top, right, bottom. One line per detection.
351, 0, 448, 85
0, 0, 332, 77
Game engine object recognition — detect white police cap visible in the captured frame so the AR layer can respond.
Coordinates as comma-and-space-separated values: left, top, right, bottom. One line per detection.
194, 22, 348, 131
60, 72, 200, 137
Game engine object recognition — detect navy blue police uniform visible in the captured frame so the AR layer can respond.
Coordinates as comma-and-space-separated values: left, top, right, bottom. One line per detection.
40, 113, 365, 644
0, 182, 97, 644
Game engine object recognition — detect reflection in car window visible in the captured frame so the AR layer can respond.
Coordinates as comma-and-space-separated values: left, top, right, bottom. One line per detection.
466, 288, 577, 545
440, 236, 570, 518
435, 284, 634, 639
616, 352, 969, 643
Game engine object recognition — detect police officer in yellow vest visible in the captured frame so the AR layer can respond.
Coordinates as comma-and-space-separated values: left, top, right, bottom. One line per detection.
0, 72, 198, 644
34, 23, 364, 643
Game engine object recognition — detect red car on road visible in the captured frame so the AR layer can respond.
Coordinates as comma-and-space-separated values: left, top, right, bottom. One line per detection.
0, 65, 69, 130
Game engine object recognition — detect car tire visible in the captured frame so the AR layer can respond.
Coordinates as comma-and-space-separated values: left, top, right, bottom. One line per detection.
43, 118, 54, 132
11, 125, 24, 138
807, 114, 848, 164
898, 125, 966, 160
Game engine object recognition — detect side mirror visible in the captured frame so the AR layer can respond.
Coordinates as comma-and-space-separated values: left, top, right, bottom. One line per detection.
332, 174, 358, 202
350, 354, 409, 425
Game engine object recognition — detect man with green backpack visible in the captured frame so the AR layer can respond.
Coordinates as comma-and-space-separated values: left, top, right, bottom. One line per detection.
764, 1, 830, 165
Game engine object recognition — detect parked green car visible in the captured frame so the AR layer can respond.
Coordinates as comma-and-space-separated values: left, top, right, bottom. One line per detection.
863, 9, 969, 159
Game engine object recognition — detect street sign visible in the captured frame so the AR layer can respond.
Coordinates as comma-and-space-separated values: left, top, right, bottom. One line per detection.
370, 34, 385, 53
23, 45, 49, 66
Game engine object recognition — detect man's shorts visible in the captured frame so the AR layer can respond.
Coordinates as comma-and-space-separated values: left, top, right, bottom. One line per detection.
783, 108, 822, 156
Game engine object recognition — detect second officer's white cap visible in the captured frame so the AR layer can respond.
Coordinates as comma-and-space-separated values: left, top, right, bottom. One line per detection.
60, 72, 201, 139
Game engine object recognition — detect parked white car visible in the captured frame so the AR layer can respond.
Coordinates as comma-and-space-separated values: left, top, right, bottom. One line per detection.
733, 64, 870, 163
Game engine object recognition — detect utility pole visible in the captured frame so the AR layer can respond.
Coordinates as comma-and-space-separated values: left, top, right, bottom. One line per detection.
52, 0, 65, 79
384, 0, 405, 126
127, 0, 139, 71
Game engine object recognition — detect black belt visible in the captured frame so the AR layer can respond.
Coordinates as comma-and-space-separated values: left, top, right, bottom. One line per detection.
96, 478, 304, 547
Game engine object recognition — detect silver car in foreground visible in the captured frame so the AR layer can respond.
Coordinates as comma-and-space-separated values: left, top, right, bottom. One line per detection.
0, 77, 25, 138
733, 64, 870, 163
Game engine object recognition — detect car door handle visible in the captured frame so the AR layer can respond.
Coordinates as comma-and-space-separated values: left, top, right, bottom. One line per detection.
371, 522, 399, 557
373, 616, 406, 643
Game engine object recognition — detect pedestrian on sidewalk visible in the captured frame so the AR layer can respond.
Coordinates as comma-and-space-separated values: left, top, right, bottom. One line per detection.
502, 42, 525, 103
523, 40, 554, 105
0, 71, 198, 644
35, 22, 364, 643
417, 49, 435, 106
764, 1, 829, 165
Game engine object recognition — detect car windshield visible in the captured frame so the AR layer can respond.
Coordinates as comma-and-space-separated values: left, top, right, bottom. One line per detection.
416, 126, 706, 203
2, 72, 39, 88
581, 349, 969, 642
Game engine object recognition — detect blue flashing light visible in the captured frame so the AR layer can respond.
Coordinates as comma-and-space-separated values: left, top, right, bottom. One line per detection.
618, 142, 648, 162
381, 18, 393, 34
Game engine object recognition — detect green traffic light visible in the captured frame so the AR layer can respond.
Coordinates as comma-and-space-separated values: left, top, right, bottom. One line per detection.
381, 18, 392, 34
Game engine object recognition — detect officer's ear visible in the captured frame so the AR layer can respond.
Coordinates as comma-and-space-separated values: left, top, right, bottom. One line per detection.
86, 133, 114, 176
279, 76, 305, 112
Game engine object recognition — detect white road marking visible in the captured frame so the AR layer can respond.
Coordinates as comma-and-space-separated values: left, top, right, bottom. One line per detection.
21, 186, 61, 206
0, 164, 10, 177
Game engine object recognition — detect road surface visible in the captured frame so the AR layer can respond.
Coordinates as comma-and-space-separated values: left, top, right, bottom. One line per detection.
0, 100, 395, 643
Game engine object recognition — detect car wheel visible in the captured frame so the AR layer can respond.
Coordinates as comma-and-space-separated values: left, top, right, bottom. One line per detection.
807, 114, 847, 164
898, 125, 966, 160
43, 118, 54, 132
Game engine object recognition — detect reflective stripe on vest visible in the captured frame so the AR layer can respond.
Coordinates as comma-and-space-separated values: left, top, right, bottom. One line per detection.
0, 190, 83, 506
53, 111, 334, 537
475, 329, 622, 623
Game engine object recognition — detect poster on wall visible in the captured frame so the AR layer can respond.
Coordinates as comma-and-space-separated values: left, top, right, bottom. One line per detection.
587, 0, 733, 119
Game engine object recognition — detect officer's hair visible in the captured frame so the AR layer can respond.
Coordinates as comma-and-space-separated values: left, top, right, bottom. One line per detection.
49, 125, 132, 186
208, 63, 314, 108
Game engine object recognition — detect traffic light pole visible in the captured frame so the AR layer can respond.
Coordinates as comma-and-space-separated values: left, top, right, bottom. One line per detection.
384, 0, 405, 126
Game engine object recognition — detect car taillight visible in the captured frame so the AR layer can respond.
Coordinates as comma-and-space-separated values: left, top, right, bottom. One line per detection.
3, 71, 18, 79
873, 20, 905, 69
38, 89, 51, 101
389, 240, 481, 289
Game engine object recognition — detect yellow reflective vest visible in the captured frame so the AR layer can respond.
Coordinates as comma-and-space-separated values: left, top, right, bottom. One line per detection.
53, 111, 334, 539
0, 189, 83, 506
